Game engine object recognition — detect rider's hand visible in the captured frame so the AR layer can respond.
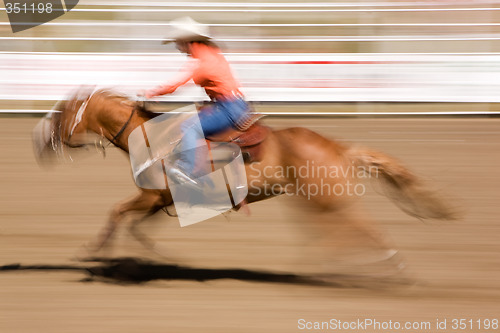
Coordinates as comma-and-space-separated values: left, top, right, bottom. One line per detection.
137, 89, 156, 99
145, 90, 157, 99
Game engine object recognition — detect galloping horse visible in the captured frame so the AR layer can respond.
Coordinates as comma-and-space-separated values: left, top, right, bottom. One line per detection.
33, 88, 455, 269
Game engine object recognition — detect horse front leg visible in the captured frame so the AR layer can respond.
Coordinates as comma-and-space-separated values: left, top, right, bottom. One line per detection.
86, 189, 168, 255
126, 208, 172, 258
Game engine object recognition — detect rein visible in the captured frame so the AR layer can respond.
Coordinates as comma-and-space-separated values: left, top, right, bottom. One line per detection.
109, 105, 136, 145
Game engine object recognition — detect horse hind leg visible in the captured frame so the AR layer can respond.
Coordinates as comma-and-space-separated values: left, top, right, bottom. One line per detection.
305, 204, 405, 277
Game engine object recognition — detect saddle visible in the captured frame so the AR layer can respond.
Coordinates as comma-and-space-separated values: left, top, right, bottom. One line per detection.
206, 114, 270, 163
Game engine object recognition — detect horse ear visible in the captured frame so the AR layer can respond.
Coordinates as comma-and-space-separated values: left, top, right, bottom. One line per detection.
134, 99, 154, 114
74, 85, 96, 101
137, 101, 148, 113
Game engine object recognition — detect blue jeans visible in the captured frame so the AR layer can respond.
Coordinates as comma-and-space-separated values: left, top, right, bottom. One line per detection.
177, 98, 249, 175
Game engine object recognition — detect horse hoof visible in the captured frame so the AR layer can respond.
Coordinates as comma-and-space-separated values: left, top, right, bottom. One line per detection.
72, 243, 111, 263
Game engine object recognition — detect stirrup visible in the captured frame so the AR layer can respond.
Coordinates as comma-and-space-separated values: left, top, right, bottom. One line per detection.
166, 166, 199, 187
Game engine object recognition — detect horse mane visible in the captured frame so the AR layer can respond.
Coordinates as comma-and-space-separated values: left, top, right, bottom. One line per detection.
63, 87, 160, 120
98, 89, 162, 120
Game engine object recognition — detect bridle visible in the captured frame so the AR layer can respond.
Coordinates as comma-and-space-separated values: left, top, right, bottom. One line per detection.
109, 105, 136, 146
61, 90, 138, 155
108, 97, 148, 146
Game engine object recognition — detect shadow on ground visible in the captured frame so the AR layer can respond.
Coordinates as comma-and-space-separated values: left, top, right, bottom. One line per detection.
0, 257, 414, 288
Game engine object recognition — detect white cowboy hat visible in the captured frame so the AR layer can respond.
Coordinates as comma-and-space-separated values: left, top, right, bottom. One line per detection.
162, 17, 211, 44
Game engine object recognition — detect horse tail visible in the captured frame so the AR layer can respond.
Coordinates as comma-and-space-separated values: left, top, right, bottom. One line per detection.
347, 146, 458, 221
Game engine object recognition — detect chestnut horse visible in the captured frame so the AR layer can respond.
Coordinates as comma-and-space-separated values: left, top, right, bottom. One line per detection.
33, 88, 455, 270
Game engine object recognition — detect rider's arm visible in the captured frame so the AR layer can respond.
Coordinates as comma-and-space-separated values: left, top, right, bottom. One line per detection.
146, 59, 198, 98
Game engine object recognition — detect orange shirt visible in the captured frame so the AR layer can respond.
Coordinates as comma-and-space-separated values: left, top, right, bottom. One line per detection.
154, 42, 241, 101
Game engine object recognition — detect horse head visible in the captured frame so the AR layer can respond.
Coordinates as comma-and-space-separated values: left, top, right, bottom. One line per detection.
31, 86, 106, 167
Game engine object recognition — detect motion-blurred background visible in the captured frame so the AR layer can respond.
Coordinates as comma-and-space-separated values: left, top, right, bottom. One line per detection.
2, 0, 500, 113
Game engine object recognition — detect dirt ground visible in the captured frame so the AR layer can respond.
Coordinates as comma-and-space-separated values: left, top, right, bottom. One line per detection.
0, 116, 499, 333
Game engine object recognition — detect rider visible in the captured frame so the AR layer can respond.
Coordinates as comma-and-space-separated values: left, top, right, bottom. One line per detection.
143, 17, 250, 186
